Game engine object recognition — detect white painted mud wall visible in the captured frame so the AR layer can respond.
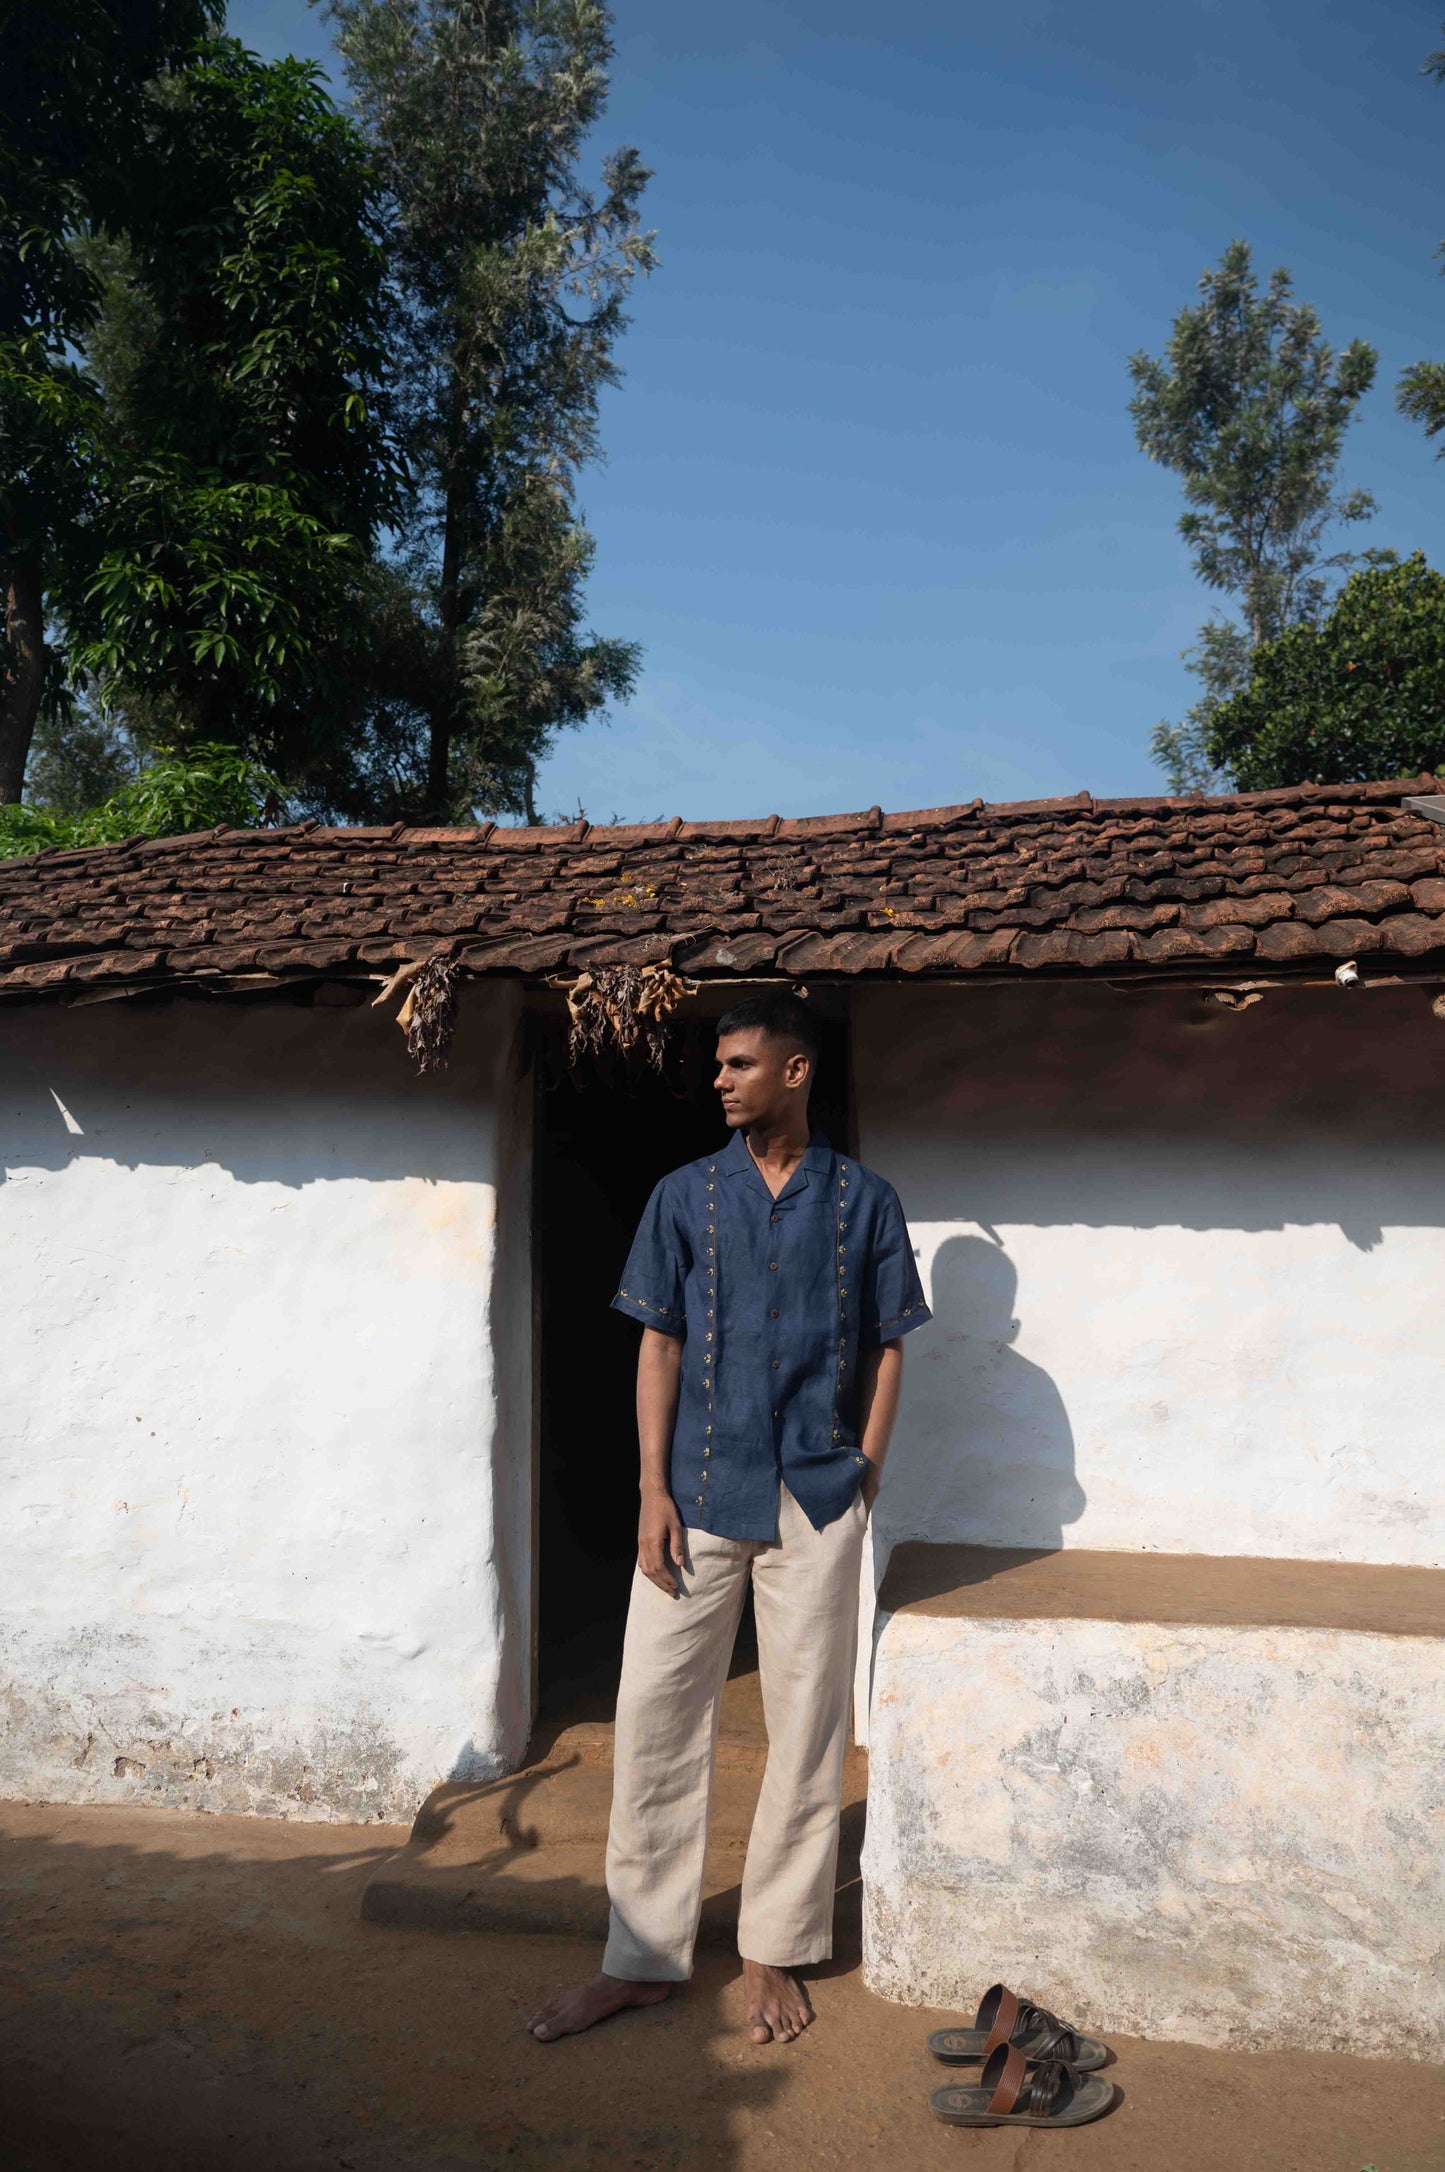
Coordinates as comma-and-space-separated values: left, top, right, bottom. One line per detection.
852, 981, 1445, 1733
864, 1608, 1445, 2058
0, 984, 532, 1821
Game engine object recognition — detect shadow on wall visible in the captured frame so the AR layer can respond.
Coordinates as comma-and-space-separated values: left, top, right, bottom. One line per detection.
0, 991, 511, 1190
880, 1231, 1084, 1553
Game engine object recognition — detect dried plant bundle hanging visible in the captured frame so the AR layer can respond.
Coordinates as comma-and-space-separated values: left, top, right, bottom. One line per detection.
553, 962, 699, 1071
372, 953, 463, 1074
401, 956, 462, 1073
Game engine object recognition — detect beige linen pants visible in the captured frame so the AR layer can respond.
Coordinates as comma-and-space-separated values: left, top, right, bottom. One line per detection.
602, 1484, 866, 1982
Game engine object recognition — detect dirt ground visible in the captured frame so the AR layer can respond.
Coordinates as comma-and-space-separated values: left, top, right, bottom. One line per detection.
2, 1799, 1442, 2172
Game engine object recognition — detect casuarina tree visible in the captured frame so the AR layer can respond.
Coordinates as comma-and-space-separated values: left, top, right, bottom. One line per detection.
323, 0, 656, 824
1129, 241, 1378, 792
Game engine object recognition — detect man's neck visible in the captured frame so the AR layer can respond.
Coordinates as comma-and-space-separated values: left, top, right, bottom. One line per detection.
744, 1113, 812, 1197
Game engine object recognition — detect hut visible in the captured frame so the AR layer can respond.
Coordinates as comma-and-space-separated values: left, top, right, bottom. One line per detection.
3, 777, 1443, 2054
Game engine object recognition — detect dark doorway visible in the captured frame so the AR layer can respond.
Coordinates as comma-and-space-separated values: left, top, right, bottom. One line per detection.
532, 1003, 852, 1721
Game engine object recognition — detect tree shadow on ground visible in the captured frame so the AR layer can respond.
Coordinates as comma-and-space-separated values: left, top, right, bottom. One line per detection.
0, 1802, 790, 2172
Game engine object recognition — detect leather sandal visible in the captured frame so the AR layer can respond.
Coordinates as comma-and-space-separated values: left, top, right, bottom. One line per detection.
931, 2044, 1117, 2129
927, 1981, 1108, 2071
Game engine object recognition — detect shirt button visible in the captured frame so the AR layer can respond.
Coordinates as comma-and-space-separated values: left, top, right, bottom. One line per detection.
770, 1213, 780, 1224
770, 1309, 779, 1319
768, 1262, 778, 1272
771, 1359, 780, 1370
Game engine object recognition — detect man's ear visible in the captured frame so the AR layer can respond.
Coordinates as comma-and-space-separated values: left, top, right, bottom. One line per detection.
784, 1051, 811, 1091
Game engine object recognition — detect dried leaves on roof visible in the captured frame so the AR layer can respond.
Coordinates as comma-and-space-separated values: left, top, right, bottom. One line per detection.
555, 963, 699, 1071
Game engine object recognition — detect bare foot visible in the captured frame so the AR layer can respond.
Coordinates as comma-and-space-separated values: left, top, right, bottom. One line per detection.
742, 1958, 815, 2044
528, 1972, 671, 2042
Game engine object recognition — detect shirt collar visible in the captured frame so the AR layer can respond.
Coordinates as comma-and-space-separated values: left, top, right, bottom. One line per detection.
721, 1127, 835, 1202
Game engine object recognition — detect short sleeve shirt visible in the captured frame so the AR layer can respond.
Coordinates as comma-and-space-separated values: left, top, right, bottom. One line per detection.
611, 1129, 931, 1540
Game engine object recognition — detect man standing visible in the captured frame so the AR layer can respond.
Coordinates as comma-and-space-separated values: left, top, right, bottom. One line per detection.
529, 992, 930, 2046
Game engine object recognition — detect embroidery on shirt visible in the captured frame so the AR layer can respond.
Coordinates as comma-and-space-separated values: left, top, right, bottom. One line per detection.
618, 1289, 678, 1320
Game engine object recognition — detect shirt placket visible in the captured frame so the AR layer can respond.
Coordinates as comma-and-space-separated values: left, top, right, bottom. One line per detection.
694, 1163, 718, 1514
767, 1188, 785, 1447
833, 1160, 866, 1469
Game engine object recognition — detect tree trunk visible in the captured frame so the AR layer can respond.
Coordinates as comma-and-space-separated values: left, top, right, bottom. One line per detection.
426, 414, 468, 821
0, 552, 45, 804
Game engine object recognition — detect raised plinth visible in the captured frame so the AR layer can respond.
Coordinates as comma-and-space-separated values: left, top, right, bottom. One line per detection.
862, 1546, 1445, 2061
362, 1667, 867, 1945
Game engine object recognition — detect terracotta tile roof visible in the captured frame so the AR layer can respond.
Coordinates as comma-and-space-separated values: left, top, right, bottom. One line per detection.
3, 777, 1445, 998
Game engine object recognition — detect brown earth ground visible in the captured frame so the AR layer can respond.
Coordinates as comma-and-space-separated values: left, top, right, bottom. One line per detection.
2, 1797, 1442, 2172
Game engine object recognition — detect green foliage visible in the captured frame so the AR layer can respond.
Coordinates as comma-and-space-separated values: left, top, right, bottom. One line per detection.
0, 0, 222, 797
0, 741, 279, 859
1204, 554, 1445, 789
2, 22, 395, 804
65, 40, 398, 744
0, 0, 221, 346
322, 0, 654, 822
1150, 619, 1251, 794
23, 703, 138, 815
1130, 241, 1377, 791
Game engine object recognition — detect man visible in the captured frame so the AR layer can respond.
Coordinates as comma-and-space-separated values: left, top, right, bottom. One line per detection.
529, 991, 930, 2046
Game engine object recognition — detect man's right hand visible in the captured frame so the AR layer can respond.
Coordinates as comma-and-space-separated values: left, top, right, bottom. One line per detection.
638, 1488, 685, 1596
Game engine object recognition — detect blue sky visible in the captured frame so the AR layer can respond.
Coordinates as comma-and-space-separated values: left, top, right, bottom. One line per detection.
229, 0, 1445, 820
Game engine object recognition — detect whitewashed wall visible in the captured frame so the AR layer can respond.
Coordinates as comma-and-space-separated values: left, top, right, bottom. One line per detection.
858, 979, 1445, 1566
0, 983, 532, 1821
853, 980, 1445, 1729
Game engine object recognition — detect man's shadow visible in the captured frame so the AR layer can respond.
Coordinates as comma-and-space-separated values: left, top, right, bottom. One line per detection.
878, 1231, 1085, 1553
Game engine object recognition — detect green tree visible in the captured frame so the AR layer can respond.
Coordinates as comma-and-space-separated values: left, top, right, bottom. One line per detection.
0, 0, 221, 799
3, 20, 396, 807
323, 0, 656, 823
1129, 240, 1378, 791
0, 739, 280, 859
1204, 553, 1445, 790
63, 41, 399, 760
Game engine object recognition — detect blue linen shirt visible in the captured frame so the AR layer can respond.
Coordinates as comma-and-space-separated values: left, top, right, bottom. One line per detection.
611, 1129, 931, 1541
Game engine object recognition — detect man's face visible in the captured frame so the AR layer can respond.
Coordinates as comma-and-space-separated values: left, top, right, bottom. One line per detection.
714, 1028, 811, 1129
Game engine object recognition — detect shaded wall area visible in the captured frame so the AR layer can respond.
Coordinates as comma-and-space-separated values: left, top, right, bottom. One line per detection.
856, 979, 1445, 1571
0, 984, 532, 1819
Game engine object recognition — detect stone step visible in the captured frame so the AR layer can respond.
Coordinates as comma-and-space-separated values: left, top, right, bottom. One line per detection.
361, 1670, 867, 1944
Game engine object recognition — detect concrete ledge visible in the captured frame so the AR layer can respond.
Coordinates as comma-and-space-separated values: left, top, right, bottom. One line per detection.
862, 1553, 1445, 2059
878, 1542, 1445, 1637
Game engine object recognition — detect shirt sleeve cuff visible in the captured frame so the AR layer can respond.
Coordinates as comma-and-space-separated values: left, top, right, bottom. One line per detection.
611, 1291, 686, 1334
866, 1301, 932, 1345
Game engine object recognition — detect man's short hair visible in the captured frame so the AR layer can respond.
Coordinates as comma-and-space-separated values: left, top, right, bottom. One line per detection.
716, 990, 821, 1065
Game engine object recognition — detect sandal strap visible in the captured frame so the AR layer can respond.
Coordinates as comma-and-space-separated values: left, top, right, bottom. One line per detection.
977, 1983, 1021, 2057
981, 2043, 1028, 2116
1023, 2057, 1078, 2120
976, 1984, 1087, 2067
1013, 1999, 1080, 2062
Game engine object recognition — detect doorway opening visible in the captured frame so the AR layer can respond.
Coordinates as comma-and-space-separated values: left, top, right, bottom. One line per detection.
531, 999, 852, 1725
